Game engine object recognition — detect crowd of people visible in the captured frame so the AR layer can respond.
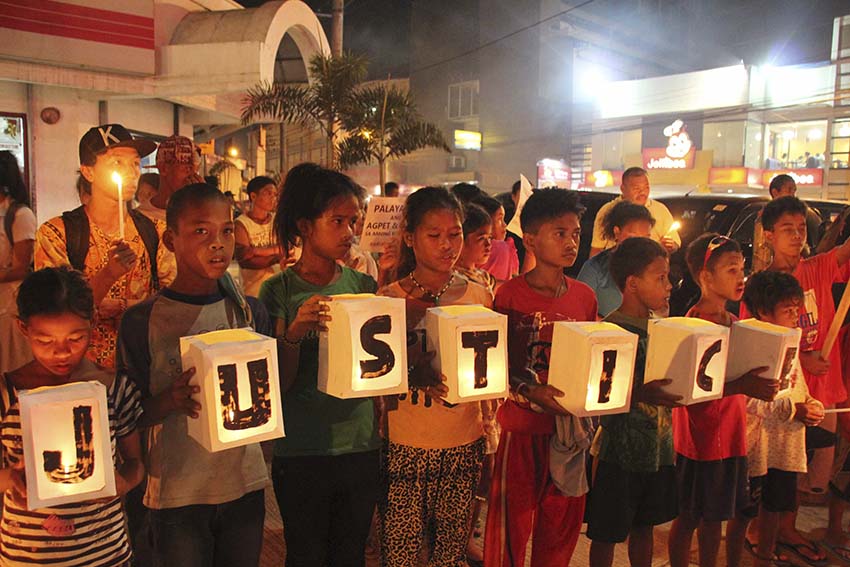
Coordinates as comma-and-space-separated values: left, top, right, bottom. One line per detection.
0, 122, 848, 567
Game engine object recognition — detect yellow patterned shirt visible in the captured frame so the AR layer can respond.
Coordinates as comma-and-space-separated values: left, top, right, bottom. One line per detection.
34, 211, 175, 369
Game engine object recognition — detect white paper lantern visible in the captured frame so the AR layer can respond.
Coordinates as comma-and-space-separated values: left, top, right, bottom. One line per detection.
424, 305, 508, 404
318, 294, 408, 398
19, 381, 116, 510
727, 318, 801, 399
548, 322, 637, 416
180, 328, 284, 452
645, 317, 729, 405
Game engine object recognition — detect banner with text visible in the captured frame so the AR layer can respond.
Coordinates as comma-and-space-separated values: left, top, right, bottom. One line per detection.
360, 197, 406, 253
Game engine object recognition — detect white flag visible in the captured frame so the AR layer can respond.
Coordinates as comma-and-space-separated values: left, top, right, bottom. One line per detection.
506, 174, 533, 237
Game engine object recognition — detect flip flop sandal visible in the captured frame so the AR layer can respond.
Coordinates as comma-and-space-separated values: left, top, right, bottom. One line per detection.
777, 541, 829, 566
821, 540, 850, 563
744, 538, 792, 566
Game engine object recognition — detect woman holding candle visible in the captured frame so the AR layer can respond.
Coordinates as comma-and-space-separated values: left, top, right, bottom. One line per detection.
0, 267, 144, 566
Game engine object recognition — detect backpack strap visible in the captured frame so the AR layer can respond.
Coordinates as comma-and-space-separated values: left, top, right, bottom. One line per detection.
129, 209, 160, 291
218, 271, 254, 329
60, 206, 90, 272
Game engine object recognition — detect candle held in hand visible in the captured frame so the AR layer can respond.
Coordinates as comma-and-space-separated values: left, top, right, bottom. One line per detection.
666, 220, 681, 235
111, 171, 125, 240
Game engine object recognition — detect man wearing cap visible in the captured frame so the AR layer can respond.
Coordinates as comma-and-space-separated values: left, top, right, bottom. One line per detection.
137, 135, 204, 222
35, 124, 171, 369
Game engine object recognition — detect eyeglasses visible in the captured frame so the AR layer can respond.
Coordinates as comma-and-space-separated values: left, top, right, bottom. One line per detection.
702, 235, 732, 272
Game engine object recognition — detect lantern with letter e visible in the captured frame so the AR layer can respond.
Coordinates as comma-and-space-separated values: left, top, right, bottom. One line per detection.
548, 321, 637, 416
318, 294, 408, 398
19, 381, 115, 510
727, 319, 800, 399
180, 328, 284, 452
645, 317, 729, 404
424, 305, 508, 404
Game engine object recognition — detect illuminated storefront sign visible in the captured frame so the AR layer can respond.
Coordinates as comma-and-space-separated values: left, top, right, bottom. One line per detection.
536, 158, 571, 188
762, 169, 823, 187
454, 130, 482, 151
708, 167, 762, 186
583, 170, 624, 188
642, 119, 696, 169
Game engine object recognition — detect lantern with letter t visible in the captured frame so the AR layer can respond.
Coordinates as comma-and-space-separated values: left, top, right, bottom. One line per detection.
180, 328, 284, 452
424, 305, 508, 404
727, 318, 801, 399
645, 317, 729, 404
18, 381, 115, 510
318, 294, 408, 398
548, 321, 637, 416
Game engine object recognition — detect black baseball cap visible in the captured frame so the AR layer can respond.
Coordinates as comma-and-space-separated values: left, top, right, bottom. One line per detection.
79, 124, 157, 164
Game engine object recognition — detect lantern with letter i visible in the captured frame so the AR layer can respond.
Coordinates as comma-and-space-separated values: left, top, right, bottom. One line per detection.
19, 381, 115, 510
424, 305, 508, 404
180, 328, 285, 452
318, 294, 408, 398
547, 322, 637, 416
645, 317, 729, 404
727, 319, 801, 399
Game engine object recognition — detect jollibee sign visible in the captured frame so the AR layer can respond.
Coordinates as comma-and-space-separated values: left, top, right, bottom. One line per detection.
642, 119, 696, 169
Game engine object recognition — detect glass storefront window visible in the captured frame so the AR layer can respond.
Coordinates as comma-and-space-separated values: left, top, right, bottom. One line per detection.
703, 121, 745, 167
764, 120, 827, 169
596, 129, 641, 170
832, 119, 850, 169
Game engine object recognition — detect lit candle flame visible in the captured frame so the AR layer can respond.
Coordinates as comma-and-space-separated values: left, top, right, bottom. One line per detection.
666, 220, 681, 235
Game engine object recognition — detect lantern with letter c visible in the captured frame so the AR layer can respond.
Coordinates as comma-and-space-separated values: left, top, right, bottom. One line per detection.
424, 305, 508, 404
727, 319, 800, 400
548, 321, 637, 416
318, 294, 408, 398
645, 317, 729, 405
180, 328, 285, 452
19, 381, 116, 510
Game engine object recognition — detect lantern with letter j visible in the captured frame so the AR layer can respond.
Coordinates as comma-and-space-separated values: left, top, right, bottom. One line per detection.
19, 381, 116, 510
318, 294, 408, 398
727, 319, 801, 399
645, 317, 729, 404
548, 321, 637, 416
180, 328, 285, 452
424, 305, 508, 404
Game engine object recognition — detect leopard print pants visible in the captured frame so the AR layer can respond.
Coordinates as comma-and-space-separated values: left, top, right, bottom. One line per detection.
380, 438, 485, 567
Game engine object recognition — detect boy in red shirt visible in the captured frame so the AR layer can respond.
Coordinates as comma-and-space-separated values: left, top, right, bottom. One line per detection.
741, 196, 850, 562
668, 234, 778, 567
484, 189, 597, 566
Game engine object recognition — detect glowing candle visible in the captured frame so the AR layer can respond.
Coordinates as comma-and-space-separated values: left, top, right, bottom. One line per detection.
111, 171, 124, 240
666, 220, 681, 235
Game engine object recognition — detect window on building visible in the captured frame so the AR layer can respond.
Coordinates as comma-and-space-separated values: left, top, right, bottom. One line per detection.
595, 129, 641, 170
764, 120, 827, 169
703, 121, 745, 167
831, 119, 850, 169
448, 81, 479, 120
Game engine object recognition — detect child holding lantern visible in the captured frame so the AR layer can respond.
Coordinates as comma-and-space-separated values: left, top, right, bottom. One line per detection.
483, 188, 598, 567
0, 267, 144, 566
258, 164, 382, 566
377, 186, 492, 566
668, 234, 780, 567
586, 237, 682, 567
119, 183, 270, 567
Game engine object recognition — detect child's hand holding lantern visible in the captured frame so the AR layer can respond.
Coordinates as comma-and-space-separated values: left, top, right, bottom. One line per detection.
634, 379, 683, 407
795, 401, 825, 427
286, 295, 332, 342
729, 366, 776, 401
408, 349, 448, 401
167, 367, 201, 419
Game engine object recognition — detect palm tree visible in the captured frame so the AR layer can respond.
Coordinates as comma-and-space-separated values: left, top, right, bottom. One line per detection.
339, 83, 450, 189
241, 52, 367, 168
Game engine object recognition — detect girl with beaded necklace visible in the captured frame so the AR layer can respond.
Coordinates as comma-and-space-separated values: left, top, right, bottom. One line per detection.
378, 186, 491, 566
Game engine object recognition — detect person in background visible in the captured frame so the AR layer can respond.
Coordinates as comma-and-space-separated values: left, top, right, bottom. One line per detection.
475, 194, 519, 287
577, 200, 654, 318
235, 175, 282, 297
224, 191, 243, 218
135, 172, 159, 210
455, 203, 495, 297
137, 135, 203, 223
590, 167, 680, 257
384, 181, 400, 198
0, 151, 35, 374
505, 179, 534, 274
341, 204, 379, 281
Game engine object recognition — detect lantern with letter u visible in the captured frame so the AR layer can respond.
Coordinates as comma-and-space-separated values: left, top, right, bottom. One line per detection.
19, 381, 115, 510
180, 328, 285, 452
424, 305, 508, 404
645, 317, 729, 404
727, 319, 801, 399
548, 321, 637, 416
318, 294, 408, 398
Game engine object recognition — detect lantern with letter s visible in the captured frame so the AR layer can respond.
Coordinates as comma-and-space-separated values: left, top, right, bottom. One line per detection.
180, 328, 284, 452
548, 321, 637, 416
727, 319, 801, 399
645, 317, 729, 404
19, 381, 115, 510
424, 305, 508, 404
318, 294, 408, 398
